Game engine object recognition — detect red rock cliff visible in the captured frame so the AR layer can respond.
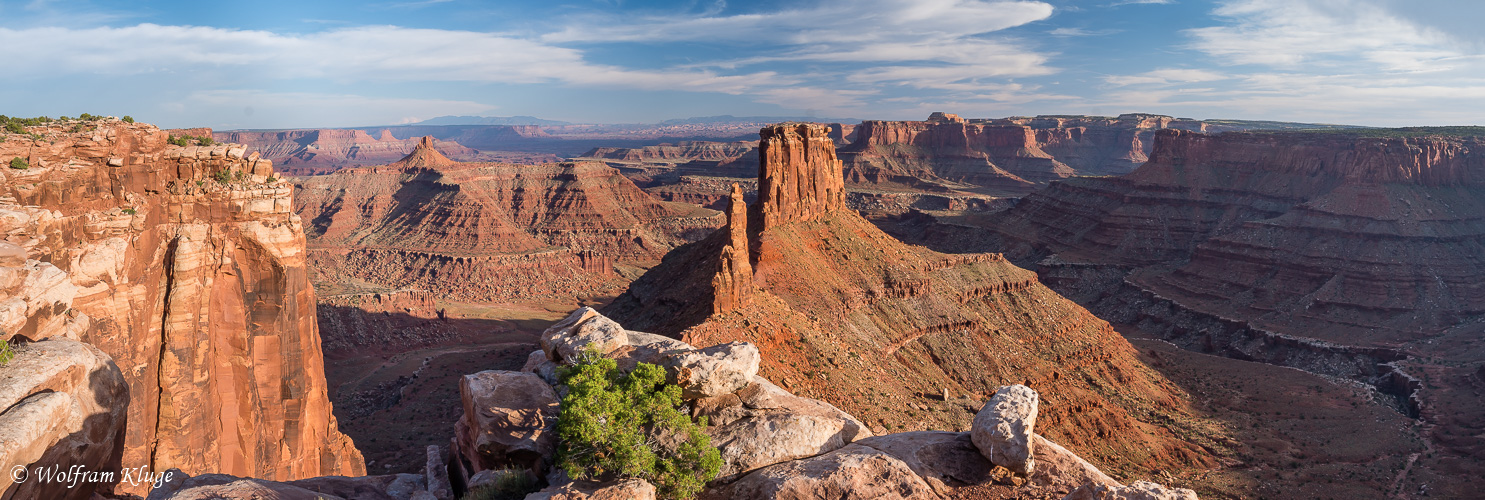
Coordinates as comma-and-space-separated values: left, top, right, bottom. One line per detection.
0, 119, 364, 496
292, 140, 723, 302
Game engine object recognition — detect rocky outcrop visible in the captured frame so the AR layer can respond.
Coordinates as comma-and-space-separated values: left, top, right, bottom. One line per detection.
0, 339, 128, 500
711, 185, 753, 314
1063, 480, 1199, 500
0, 118, 363, 496
525, 479, 657, 500
757, 123, 846, 230
711, 443, 939, 500
452, 371, 559, 482
662, 341, 760, 398
216, 129, 481, 174
971, 385, 1038, 474
605, 123, 1217, 479
697, 375, 869, 481
293, 141, 722, 303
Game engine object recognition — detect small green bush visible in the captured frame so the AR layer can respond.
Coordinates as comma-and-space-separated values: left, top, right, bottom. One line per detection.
212, 169, 232, 184
0, 338, 13, 366
265, 175, 278, 183
555, 349, 721, 500
122, 207, 137, 215
121, 115, 134, 124
4, 122, 23, 135
460, 470, 538, 500
200, 136, 215, 146
9, 157, 27, 170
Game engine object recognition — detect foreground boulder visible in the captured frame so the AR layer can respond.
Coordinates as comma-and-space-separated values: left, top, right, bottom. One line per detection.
524, 478, 657, 500
709, 443, 937, 500
541, 307, 692, 367
662, 341, 760, 398
0, 338, 128, 500
972, 385, 1038, 474
696, 376, 871, 481
1063, 480, 1200, 500
452, 370, 560, 487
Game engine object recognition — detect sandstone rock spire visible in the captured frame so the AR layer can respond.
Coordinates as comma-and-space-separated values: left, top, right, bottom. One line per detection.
711, 183, 753, 313
392, 135, 457, 169
757, 123, 845, 231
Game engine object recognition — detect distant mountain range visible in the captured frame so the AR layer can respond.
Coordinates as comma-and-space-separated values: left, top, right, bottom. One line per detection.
411, 115, 862, 127
410, 115, 574, 126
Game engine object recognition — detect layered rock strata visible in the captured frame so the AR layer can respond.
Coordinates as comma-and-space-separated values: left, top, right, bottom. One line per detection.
980, 128, 1485, 497
605, 123, 1218, 478
292, 139, 722, 302
215, 129, 481, 174
0, 119, 363, 497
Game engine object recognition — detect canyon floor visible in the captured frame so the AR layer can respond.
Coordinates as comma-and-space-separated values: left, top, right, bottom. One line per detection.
321, 297, 597, 475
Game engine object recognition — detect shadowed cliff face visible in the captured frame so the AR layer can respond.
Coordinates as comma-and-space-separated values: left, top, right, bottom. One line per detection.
605, 123, 1220, 481
0, 119, 363, 497
292, 140, 724, 303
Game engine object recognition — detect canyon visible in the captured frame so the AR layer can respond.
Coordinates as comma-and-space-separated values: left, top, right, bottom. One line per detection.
0, 118, 363, 499
291, 137, 721, 304
603, 123, 1222, 482
889, 127, 1485, 498
290, 138, 724, 473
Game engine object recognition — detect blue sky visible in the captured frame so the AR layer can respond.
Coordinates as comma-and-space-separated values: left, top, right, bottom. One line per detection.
0, 0, 1481, 128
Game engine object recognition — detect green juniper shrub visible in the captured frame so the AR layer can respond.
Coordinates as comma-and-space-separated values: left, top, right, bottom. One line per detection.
265, 175, 278, 183
9, 157, 27, 170
121, 115, 134, 123
0, 337, 13, 366
4, 122, 23, 135
212, 169, 232, 184
122, 207, 137, 215
555, 348, 721, 500
200, 136, 215, 146
460, 469, 538, 500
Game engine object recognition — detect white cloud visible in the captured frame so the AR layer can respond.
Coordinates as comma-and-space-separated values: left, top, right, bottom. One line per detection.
1049, 27, 1120, 37
542, 0, 1053, 45
178, 90, 498, 129
543, 0, 1058, 97
1187, 0, 1465, 71
1104, 68, 1227, 86
0, 24, 771, 94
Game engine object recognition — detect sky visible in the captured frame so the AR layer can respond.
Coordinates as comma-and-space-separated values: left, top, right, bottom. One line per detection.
0, 0, 1481, 129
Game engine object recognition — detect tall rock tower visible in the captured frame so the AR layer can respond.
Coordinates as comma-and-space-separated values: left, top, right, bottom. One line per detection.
757, 123, 845, 230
